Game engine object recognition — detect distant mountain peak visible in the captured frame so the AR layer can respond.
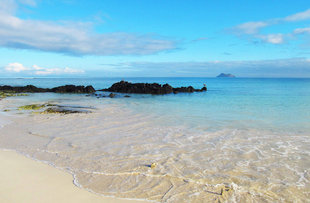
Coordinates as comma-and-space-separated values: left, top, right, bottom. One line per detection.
217, 73, 236, 78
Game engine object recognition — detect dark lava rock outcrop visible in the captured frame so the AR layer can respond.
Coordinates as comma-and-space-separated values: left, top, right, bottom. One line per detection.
51, 85, 95, 93
0, 85, 47, 93
0, 85, 95, 93
100, 81, 207, 95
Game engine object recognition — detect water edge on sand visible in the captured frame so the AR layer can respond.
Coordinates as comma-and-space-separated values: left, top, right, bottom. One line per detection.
0, 93, 309, 202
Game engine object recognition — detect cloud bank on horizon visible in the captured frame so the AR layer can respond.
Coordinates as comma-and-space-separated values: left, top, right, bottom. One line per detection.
4, 62, 84, 76
0, 0, 310, 77
98, 58, 310, 77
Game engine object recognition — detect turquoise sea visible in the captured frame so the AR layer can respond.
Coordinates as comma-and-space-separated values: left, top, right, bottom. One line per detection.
1, 77, 309, 133
1, 77, 310, 202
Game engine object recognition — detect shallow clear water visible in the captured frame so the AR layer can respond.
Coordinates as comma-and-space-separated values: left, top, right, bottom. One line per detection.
0, 77, 310, 202
1, 77, 309, 133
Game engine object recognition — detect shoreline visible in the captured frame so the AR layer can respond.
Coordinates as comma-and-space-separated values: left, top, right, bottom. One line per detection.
0, 87, 309, 202
0, 149, 149, 203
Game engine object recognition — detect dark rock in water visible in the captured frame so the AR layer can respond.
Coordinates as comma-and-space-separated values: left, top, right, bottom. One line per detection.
194, 87, 207, 92
0, 91, 28, 99
56, 105, 96, 110
85, 85, 96, 93
102, 81, 174, 95
173, 86, 195, 93
0, 85, 48, 93
124, 95, 131, 97
201, 87, 207, 91
217, 73, 236, 78
109, 93, 116, 98
100, 81, 207, 95
17, 103, 93, 114
0, 85, 96, 93
18, 104, 45, 110
51, 85, 96, 93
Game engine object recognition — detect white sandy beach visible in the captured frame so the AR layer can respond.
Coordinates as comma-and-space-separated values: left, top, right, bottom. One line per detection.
0, 150, 147, 203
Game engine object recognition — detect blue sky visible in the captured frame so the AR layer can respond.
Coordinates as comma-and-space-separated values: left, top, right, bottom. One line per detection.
1, 0, 310, 77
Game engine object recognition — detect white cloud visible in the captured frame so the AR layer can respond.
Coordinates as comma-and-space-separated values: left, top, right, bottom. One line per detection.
234, 21, 268, 35
63, 67, 84, 74
0, 0, 17, 14
232, 9, 310, 45
0, 0, 176, 55
34, 67, 84, 75
284, 9, 310, 22
32, 64, 44, 70
191, 37, 209, 42
294, 27, 310, 34
5, 62, 28, 72
4, 63, 85, 75
259, 34, 284, 44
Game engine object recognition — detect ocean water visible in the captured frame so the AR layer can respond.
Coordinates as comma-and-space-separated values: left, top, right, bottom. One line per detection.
0, 77, 310, 202
1, 77, 309, 133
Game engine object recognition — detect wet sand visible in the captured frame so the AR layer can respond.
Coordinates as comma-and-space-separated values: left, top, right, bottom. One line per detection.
0, 94, 309, 202
0, 150, 148, 203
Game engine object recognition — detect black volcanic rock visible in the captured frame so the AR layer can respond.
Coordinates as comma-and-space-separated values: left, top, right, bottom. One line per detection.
109, 93, 116, 98
173, 86, 195, 93
0, 85, 96, 94
100, 81, 207, 95
201, 87, 207, 91
0, 85, 48, 93
103, 81, 174, 94
217, 73, 236, 78
51, 85, 95, 93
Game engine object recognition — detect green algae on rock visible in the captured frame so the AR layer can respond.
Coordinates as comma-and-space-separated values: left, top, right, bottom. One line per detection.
18, 104, 45, 110
0, 91, 28, 99
17, 103, 92, 114
41, 107, 90, 114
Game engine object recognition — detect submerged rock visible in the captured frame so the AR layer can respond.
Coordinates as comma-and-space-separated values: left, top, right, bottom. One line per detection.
17, 103, 93, 114
109, 93, 116, 98
100, 81, 207, 95
18, 104, 45, 110
41, 107, 89, 114
0, 91, 28, 99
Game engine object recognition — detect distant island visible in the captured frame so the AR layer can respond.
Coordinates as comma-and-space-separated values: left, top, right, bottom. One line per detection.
217, 73, 236, 78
